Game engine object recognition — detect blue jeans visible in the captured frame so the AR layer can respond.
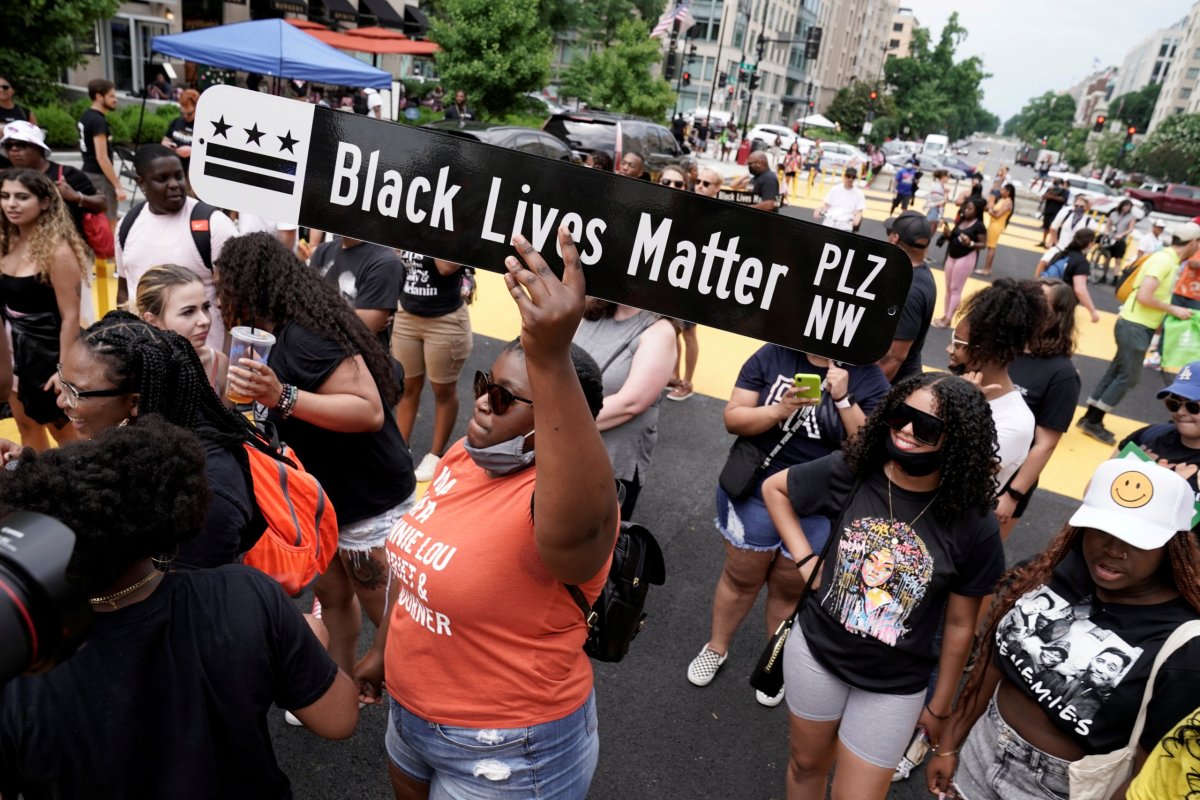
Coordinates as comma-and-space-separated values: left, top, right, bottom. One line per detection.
954, 693, 1070, 800
385, 691, 599, 799
1089, 317, 1155, 411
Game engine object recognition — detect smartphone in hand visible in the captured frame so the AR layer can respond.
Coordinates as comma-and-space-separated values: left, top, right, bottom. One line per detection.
793, 373, 822, 400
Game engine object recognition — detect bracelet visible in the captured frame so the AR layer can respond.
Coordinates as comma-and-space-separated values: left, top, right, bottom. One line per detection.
925, 703, 951, 720
274, 383, 299, 420
932, 748, 959, 757
1005, 485, 1027, 502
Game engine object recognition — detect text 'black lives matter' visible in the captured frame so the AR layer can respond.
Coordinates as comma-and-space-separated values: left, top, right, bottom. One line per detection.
190, 85, 912, 364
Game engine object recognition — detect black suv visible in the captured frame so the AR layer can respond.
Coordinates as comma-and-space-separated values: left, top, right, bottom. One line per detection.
422, 120, 577, 163
542, 111, 684, 181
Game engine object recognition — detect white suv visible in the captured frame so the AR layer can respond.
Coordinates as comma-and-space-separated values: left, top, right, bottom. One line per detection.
747, 124, 809, 153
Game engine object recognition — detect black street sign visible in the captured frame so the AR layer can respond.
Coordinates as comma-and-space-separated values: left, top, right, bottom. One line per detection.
190, 86, 912, 364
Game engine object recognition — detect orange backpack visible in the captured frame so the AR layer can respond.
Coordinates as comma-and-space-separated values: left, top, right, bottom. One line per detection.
240, 440, 338, 596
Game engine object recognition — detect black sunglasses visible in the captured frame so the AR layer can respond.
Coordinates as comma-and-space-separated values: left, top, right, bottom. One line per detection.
697, 179, 718, 188
659, 178, 686, 188
1164, 395, 1200, 415
883, 404, 945, 446
474, 371, 533, 415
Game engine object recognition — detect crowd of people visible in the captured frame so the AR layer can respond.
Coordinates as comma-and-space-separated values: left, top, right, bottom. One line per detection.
2, 86, 1200, 800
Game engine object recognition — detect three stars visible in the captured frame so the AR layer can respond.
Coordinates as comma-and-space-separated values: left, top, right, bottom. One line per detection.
211, 116, 301, 153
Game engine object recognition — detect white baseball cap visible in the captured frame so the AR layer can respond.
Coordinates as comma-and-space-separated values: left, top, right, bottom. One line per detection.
1068, 459, 1194, 549
0, 120, 49, 157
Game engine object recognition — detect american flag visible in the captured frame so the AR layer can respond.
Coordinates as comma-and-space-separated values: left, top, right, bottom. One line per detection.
650, 0, 695, 38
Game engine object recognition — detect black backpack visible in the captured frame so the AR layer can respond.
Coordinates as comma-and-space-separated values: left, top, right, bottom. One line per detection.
565, 521, 666, 663
117, 200, 219, 270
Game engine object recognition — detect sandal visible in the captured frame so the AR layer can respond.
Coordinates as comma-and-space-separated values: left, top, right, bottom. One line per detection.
931, 318, 950, 329
667, 381, 694, 401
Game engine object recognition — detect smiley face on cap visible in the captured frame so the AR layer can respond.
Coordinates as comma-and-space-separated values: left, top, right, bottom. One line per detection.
1110, 471, 1153, 508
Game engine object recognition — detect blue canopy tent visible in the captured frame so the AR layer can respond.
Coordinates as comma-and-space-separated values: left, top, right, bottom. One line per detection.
151, 18, 393, 89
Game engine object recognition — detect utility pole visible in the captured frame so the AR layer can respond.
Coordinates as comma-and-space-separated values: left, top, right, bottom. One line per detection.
703, 0, 735, 132
739, 0, 770, 134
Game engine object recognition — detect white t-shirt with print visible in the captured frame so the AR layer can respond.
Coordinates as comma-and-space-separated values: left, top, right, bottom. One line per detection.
990, 388, 1036, 491
820, 184, 866, 231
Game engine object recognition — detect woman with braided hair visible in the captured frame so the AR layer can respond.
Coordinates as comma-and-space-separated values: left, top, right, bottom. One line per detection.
51, 310, 262, 568
928, 459, 1200, 800
214, 231, 416, 697
0, 168, 89, 449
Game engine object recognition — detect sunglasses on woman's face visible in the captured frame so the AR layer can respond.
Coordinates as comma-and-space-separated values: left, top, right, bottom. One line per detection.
883, 403, 945, 446
1164, 395, 1200, 415
474, 371, 533, 415
659, 178, 686, 188
696, 179, 718, 188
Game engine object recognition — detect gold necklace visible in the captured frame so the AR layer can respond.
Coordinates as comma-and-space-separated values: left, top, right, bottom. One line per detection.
886, 464, 940, 527
89, 569, 163, 609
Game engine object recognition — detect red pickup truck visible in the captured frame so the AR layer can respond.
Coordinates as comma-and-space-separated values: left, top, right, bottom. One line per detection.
1124, 183, 1200, 216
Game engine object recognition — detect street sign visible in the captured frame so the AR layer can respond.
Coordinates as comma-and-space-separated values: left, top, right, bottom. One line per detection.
190, 86, 913, 364
861, 121, 874, 135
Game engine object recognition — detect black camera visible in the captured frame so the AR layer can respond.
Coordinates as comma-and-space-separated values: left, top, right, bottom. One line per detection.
0, 512, 91, 685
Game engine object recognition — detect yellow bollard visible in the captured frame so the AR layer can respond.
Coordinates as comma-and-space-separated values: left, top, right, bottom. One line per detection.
806, 167, 816, 197
94, 257, 116, 317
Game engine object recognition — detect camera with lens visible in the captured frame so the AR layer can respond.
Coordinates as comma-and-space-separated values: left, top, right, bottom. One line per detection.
0, 512, 91, 686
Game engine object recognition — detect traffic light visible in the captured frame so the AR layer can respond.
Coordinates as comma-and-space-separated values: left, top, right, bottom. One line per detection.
687, 43, 698, 63
1127, 125, 1137, 136
718, 71, 727, 88
738, 67, 747, 83
1125, 125, 1137, 152
727, 85, 735, 97
682, 71, 691, 87
808, 100, 815, 110
748, 73, 760, 92
1093, 114, 1106, 132
665, 52, 676, 81
869, 91, 877, 103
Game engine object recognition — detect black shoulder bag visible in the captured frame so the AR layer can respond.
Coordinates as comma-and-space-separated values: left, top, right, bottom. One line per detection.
750, 478, 860, 696
719, 424, 802, 501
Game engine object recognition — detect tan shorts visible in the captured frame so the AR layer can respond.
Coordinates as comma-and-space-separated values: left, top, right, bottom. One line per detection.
390, 304, 472, 384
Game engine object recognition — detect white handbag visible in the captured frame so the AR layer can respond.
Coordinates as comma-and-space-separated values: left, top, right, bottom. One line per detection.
1068, 619, 1200, 799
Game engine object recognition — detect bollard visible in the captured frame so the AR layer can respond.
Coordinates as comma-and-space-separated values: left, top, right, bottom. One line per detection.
94, 257, 116, 316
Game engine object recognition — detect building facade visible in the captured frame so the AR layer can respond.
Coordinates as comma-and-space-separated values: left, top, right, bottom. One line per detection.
808, 0, 899, 112
1112, 17, 1185, 101
889, 7, 917, 60
1148, 3, 1200, 133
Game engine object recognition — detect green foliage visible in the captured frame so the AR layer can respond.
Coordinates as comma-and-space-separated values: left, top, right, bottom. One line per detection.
576, 0, 664, 45
1089, 132, 1127, 171
398, 106, 444, 126
882, 14, 995, 140
430, 0, 552, 118
0, 0, 121, 105
31, 105, 78, 149
1110, 83, 1161, 132
560, 18, 674, 121
1130, 114, 1200, 183
1059, 128, 1090, 171
106, 105, 171, 146
826, 82, 893, 138
1003, 91, 1076, 144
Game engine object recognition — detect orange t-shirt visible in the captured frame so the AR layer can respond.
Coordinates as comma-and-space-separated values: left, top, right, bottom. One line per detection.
1174, 259, 1200, 301
383, 441, 615, 727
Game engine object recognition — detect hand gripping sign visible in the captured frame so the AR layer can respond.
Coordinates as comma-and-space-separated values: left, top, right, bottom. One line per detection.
190, 86, 911, 364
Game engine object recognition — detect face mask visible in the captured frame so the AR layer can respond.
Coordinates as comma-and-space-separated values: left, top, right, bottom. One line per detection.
463, 430, 534, 475
884, 437, 943, 477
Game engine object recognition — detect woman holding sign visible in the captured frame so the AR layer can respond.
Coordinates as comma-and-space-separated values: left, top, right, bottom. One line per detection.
362, 227, 619, 800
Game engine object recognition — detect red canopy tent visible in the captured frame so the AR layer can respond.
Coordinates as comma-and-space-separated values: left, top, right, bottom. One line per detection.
286, 19, 439, 55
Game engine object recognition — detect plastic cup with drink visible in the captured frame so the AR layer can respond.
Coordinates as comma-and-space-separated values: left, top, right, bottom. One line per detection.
227, 326, 276, 405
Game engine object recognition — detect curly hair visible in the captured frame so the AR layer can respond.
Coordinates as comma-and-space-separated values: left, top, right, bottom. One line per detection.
1030, 278, 1077, 358
956, 277, 1046, 367
961, 522, 1200, 714
79, 310, 274, 453
0, 417, 210, 595
213, 232, 399, 406
0, 169, 90, 283
843, 373, 999, 522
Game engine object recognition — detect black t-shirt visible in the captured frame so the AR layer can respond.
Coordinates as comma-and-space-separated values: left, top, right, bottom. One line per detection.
0, 105, 30, 125
947, 218, 986, 259
1043, 187, 1069, 220
1010, 354, 1082, 434
311, 240, 402, 348
993, 548, 1200, 754
398, 250, 463, 317
752, 169, 780, 206
0, 567, 337, 800
1044, 249, 1089, 281
787, 452, 1005, 693
43, 161, 97, 241
893, 263, 936, 382
173, 430, 256, 569
1119, 424, 1200, 519
78, 108, 111, 175
267, 322, 415, 523
165, 115, 195, 174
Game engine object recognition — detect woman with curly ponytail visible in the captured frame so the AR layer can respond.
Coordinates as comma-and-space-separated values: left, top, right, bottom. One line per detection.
762, 373, 1006, 800
929, 459, 1200, 800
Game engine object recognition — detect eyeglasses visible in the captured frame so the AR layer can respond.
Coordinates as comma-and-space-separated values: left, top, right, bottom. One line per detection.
56, 364, 130, 409
883, 403, 945, 446
659, 178, 686, 188
0, 85, 12, 91
951, 337, 971, 350
1164, 395, 1200, 414
474, 371, 533, 415
697, 179, 719, 188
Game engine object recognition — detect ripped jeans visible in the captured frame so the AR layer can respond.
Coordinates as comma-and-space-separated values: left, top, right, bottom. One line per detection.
385, 691, 599, 799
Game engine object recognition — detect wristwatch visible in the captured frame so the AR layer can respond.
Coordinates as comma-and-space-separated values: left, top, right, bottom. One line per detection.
834, 393, 856, 410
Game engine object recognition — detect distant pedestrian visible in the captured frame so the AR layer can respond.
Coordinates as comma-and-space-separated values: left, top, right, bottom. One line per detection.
978, 183, 1015, 276
814, 166, 865, 232
161, 89, 198, 176
695, 167, 723, 198
932, 196, 987, 328
891, 159, 917, 213
589, 151, 613, 172
0, 72, 37, 167
1038, 178, 1070, 247
620, 151, 647, 180
80, 79, 126, 225
878, 211, 936, 382
783, 141, 802, 196
443, 90, 475, 122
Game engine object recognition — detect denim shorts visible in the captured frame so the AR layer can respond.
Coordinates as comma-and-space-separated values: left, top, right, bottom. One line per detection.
338, 491, 416, 552
715, 484, 830, 559
954, 692, 1071, 800
385, 691, 599, 800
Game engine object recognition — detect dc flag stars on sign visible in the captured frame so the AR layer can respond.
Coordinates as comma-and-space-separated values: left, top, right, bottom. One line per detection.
190, 86, 315, 224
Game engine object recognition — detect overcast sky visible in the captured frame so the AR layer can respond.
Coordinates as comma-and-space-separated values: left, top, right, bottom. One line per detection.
902, 0, 1196, 123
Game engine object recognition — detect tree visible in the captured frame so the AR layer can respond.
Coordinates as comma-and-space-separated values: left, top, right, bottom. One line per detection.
1130, 113, 1200, 183
560, 18, 675, 120
430, 0, 552, 118
0, 0, 121, 105
825, 81, 894, 136
1003, 91, 1077, 144
1110, 82, 1162, 133
576, 0, 664, 46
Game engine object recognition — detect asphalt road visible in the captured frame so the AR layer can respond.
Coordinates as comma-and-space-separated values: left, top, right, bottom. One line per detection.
267, 192, 1173, 799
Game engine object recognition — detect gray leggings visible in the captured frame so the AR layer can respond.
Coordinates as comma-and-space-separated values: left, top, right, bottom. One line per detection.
783, 626, 925, 769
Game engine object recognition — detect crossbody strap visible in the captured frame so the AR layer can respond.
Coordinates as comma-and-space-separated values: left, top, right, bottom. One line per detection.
1125, 619, 1200, 748
785, 476, 862, 622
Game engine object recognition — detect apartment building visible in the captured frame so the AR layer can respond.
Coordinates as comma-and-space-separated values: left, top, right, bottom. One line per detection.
889, 7, 917, 59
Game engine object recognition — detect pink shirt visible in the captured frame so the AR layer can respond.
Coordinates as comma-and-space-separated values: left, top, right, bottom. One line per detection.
115, 197, 237, 350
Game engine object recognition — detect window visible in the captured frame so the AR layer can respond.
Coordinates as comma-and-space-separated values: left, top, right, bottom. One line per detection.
1187, 67, 1199, 79
1161, 42, 1171, 57
1182, 87, 1193, 99
889, 38, 900, 49
105, 17, 170, 94
893, 22, 904, 31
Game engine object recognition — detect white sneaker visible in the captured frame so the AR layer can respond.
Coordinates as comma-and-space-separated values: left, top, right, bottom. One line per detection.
414, 452, 440, 483
687, 645, 728, 686
892, 755, 917, 783
284, 710, 303, 726
755, 686, 785, 707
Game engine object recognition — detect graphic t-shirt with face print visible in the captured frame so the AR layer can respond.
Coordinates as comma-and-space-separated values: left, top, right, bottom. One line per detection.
993, 547, 1200, 754
786, 452, 1005, 693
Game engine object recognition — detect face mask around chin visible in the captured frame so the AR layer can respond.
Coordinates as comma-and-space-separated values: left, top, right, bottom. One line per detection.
884, 436, 943, 477
462, 430, 535, 475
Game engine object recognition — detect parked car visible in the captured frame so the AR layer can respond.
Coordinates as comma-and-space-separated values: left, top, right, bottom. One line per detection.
818, 142, 869, 170
1124, 183, 1200, 217
938, 155, 978, 177
423, 120, 577, 163
747, 124, 804, 153
524, 92, 568, 116
542, 111, 684, 180
1038, 171, 1146, 218
884, 152, 966, 180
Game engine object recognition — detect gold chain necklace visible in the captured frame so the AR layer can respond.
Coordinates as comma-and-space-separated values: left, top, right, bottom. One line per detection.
886, 464, 940, 527
89, 570, 163, 609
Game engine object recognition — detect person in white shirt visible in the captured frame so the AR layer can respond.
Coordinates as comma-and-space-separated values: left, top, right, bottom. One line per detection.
814, 166, 866, 232
1136, 220, 1167, 260
115, 145, 237, 351
924, 169, 949, 236
1038, 196, 1097, 273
